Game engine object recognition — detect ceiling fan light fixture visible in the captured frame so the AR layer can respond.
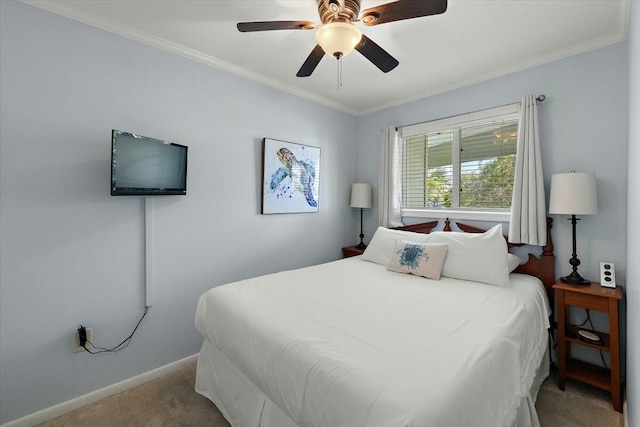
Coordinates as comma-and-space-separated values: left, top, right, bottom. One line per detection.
315, 22, 362, 58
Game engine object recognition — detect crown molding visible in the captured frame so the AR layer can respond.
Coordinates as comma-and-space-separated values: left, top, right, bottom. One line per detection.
20, 0, 358, 116
20, 0, 630, 117
360, 18, 629, 116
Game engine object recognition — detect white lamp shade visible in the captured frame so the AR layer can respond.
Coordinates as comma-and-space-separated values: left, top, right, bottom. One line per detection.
350, 183, 372, 209
315, 22, 362, 58
549, 172, 598, 215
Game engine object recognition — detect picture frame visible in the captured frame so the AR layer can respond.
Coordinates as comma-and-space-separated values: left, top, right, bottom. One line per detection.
262, 138, 320, 214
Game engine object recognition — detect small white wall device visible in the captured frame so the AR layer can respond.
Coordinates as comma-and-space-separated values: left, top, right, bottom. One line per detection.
600, 262, 616, 288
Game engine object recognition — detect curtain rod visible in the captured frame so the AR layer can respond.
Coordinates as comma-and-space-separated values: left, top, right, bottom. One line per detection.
395, 94, 546, 131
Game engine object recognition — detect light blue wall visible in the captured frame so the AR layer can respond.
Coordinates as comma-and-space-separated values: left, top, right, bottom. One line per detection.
355, 43, 629, 365
625, 0, 639, 423
1, 0, 635, 424
0, 2, 358, 423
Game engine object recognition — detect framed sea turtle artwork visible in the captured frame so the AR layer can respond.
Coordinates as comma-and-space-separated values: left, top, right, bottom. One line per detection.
262, 138, 320, 214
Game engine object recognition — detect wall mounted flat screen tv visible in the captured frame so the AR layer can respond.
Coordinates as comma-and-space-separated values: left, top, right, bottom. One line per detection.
111, 130, 188, 196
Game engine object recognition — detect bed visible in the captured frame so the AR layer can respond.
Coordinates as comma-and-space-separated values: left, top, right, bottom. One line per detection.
195, 219, 556, 427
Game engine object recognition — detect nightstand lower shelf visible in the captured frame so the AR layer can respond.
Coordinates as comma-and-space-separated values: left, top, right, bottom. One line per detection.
565, 325, 610, 351
565, 358, 611, 392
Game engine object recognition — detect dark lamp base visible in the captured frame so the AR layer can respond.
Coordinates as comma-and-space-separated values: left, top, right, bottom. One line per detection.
560, 275, 591, 285
561, 215, 591, 286
355, 242, 367, 250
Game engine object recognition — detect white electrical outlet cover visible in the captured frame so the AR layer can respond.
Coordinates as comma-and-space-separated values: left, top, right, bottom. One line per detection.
600, 262, 616, 288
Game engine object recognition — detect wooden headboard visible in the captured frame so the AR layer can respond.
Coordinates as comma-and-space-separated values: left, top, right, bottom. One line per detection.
391, 218, 556, 306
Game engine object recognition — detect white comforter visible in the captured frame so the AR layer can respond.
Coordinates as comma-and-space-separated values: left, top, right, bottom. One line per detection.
195, 257, 551, 427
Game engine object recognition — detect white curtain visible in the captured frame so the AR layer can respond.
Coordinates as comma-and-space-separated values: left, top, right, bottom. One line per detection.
509, 95, 547, 245
378, 126, 404, 227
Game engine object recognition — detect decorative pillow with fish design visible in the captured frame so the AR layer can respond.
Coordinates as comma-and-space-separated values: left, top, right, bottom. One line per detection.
387, 240, 448, 280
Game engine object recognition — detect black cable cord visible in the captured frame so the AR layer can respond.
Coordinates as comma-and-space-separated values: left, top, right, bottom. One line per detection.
548, 327, 558, 368
81, 306, 149, 355
577, 310, 591, 327
583, 308, 609, 369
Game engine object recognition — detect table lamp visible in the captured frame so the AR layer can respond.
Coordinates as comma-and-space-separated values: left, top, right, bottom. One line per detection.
548, 171, 597, 284
350, 183, 372, 249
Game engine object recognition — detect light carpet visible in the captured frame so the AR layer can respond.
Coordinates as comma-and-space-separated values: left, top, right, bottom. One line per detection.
37, 363, 624, 427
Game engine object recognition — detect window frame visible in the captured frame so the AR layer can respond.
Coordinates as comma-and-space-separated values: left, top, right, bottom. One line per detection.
398, 103, 521, 222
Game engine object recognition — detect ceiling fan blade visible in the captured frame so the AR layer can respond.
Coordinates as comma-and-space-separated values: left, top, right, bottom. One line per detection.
237, 21, 315, 32
355, 35, 399, 73
297, 45, 325, 77
360, 0, 447, 26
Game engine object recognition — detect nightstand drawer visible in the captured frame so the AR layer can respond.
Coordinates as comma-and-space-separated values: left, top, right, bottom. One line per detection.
564, 292, 610, 311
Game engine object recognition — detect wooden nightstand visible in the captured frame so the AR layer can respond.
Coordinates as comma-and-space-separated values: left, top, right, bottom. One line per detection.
553, 280, 623, 412
342, 246, 365, 258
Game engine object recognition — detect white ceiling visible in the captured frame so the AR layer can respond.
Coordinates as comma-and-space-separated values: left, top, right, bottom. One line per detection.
23, 0, 629, 116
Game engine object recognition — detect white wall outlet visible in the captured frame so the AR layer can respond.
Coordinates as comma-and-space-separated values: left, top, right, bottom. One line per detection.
600, 262, 616, 288
73, 327, 93, 353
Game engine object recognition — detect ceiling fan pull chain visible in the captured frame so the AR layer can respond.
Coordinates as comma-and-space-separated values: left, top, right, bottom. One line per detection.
337, 55, 343, 89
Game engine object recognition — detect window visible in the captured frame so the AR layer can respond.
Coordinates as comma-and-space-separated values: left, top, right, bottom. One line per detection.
398, 104, 520, 220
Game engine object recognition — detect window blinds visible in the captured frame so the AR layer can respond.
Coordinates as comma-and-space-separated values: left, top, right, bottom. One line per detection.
401, 108, 518, 210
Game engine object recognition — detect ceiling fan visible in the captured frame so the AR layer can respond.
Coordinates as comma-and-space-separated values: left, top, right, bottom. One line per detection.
237, 0, 447, 78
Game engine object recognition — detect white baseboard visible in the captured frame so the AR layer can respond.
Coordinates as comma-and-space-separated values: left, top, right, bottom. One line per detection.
624, 399, 628, 427
1, 353, 198, 427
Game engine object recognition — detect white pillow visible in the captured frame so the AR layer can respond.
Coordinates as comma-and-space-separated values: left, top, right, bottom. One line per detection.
507, 253, 521, 273
387, 241, 448, 280
426, 224, 510, 287
361, 227, 429, 266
